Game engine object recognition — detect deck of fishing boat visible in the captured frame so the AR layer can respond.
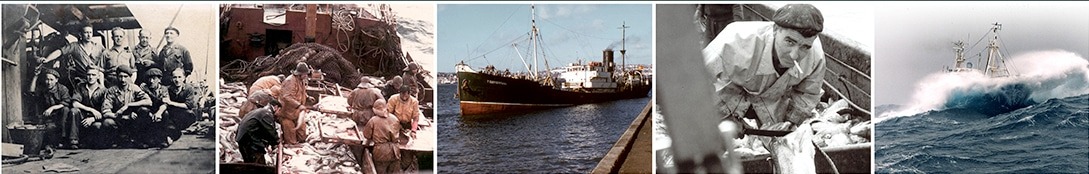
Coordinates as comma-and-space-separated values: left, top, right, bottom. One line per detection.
2, 134, 215, 173
591, 102, 653, 173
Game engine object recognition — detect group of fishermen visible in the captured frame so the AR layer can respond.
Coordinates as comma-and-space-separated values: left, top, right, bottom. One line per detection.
236, 62, 426, 174
28, 23, 202, 149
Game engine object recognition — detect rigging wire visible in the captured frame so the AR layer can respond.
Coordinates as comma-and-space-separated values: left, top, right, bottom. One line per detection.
965, 28, 993, 53
540, 18, 612, 41
997, 35, 1019, 75
465, 33, 530, 62
469, 6, 525, 61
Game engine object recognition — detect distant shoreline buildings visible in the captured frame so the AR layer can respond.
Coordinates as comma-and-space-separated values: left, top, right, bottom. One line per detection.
438, 64, 654, 84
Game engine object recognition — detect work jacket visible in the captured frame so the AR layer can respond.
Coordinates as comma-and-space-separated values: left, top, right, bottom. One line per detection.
364, 113, 401, 162
702, 21, 826, 126
276, 74, 307, 121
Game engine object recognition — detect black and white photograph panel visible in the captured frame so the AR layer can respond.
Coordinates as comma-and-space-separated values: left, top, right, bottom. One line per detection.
216, 4, 436, 174
874, 2, 1089, 173
1, 4, 217, 173
654, 4, 873, 173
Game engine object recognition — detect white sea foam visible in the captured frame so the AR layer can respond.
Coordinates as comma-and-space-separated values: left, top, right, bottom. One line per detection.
879, 50, 1089, 122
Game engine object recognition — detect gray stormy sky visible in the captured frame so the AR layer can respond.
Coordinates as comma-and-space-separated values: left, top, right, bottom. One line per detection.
875, 2, 1089, 105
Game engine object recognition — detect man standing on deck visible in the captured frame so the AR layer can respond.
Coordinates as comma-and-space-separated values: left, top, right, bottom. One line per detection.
133, 30, 157, 85
103, 27, 134, 88
156, 27, 192, 86
388, 85, 420, 172
388, 86, 419, 134
42, 23, 104, 89
348, 78, 384, 127
277, 63, 311, 145
346, 79, 384, 170
402, 63, 425, 97
364, 99, 401, 174
703, 4, 827, 173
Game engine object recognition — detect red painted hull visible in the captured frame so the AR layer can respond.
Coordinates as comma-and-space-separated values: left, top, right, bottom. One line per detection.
458, 101, 571, 116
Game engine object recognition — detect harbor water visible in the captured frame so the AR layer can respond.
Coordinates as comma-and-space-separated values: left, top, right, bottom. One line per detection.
435, 84, 650, 173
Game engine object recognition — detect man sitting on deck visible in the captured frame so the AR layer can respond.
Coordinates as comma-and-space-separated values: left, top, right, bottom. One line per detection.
141, 68, 172, 147
33, 68, 77, 149
164, 68, 200, 144
72, 67, 109, 148
101, 66, 154, 148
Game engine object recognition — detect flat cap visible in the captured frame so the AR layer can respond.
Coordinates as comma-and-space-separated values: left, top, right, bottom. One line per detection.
42, 68, 60, 78
146, 68, 163, 77
164, 26, 180, 34
116, 65, 135, 76
772, 4, 824, 37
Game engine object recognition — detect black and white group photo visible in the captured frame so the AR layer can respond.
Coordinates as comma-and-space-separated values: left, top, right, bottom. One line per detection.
2, 4, 217, 173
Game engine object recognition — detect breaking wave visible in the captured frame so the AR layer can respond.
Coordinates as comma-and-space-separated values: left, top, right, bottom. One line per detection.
876, 93, 1089, 173
880, 50, 1089, 121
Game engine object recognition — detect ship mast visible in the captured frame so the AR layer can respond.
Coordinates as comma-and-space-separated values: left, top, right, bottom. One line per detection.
619, 21, 629, 73
953, 41, 966, 70
531, 5, 540, 81
984, 22, 1009, 77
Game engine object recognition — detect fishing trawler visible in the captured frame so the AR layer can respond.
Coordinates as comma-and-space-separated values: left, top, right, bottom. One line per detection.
455, 6, 651, 115
947, 23, 1015, 78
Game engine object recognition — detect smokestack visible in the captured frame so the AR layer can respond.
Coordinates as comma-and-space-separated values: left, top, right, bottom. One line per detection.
603, 49, 614, 72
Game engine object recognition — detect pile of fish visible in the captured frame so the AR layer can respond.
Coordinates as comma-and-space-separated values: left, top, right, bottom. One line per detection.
218, 78, 434, 173
217, 81, 364, 174
811, 99, 871, 148
733, 99, 872, 156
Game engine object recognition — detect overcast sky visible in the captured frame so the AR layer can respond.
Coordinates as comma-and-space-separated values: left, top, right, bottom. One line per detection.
875, 2, 1089, 105
437, 4, 652, 72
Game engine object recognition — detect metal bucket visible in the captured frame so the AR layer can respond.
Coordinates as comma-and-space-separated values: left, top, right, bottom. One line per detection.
8, 126, 47, 155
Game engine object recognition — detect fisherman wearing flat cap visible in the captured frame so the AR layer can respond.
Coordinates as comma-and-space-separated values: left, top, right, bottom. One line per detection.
101, 65, 154, 148
140, 68, 172, 147
34, 68, 76, 149
702, 4, 827, 173
704, 4, 826, 129
156, 26, 193, 86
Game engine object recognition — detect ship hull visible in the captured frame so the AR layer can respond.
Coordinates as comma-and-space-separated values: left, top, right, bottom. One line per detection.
456, 71, 650, 115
